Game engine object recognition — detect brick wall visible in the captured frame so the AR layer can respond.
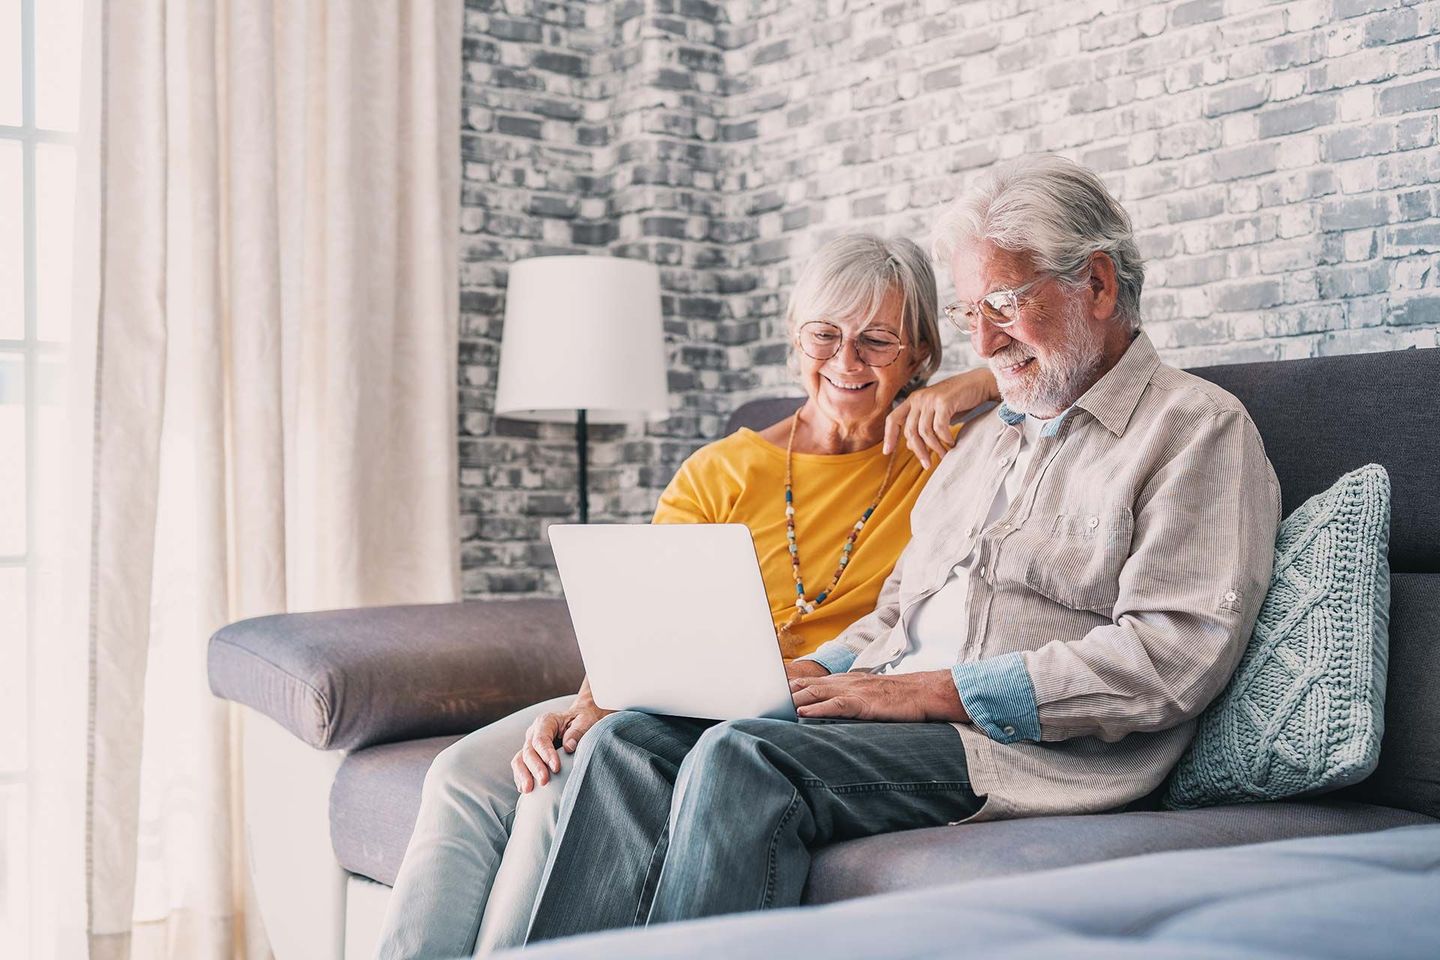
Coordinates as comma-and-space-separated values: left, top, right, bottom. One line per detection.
460, 0, 1440, 597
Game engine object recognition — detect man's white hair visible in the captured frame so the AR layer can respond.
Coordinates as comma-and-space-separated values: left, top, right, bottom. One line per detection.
931, 155, 1146, 333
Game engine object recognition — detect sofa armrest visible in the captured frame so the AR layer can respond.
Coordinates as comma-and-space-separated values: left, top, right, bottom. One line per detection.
208, 599, 583, 751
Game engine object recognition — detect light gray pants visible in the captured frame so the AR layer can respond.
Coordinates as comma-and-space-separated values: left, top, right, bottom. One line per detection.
374, 695, 575, 959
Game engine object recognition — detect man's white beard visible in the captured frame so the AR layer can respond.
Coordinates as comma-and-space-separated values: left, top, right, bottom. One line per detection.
990, 300, 1106, 417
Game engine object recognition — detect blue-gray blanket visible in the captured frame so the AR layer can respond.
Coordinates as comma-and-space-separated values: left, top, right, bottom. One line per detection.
504, 824, 1440, 959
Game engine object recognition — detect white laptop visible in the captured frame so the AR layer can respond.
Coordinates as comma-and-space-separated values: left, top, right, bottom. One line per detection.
548, 523, 798, 722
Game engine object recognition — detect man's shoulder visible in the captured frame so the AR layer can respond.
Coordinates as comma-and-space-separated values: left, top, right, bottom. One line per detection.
1142, 360, 1258, 428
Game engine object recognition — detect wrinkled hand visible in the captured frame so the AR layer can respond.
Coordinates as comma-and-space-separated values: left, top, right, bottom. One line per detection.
790, 670, 970, 723
511, 697, 612, 793
884, 367, 1000, 469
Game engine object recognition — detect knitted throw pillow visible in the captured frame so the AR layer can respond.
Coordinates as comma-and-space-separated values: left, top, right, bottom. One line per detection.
1164, 464, 1391, 810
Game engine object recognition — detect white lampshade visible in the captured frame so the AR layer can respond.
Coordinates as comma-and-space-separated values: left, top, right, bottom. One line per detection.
494, 256, 669, 423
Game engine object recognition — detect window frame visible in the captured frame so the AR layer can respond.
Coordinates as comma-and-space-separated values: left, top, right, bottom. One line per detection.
1, 1, 78, 949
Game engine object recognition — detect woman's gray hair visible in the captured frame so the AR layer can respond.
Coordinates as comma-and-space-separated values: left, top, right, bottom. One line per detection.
785, 233, 942, 397
931, 155, 1145, 333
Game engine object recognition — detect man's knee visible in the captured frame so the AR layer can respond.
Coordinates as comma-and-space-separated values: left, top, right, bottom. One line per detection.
572, 710, 664, 765
682, 719, 790, 782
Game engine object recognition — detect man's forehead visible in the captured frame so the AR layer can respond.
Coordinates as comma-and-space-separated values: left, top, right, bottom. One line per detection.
949, 242, 1036, 295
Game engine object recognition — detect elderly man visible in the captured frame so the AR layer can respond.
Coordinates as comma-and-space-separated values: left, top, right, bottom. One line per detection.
523, 155, 1281, 943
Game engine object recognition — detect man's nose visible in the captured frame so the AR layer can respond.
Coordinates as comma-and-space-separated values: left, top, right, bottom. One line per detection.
972, 321, 1011, 359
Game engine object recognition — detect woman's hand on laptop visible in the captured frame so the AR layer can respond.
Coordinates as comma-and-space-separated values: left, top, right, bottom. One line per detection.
511, 679, 612, 793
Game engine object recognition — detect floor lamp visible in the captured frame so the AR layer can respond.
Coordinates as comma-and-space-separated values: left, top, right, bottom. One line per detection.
493, 256, 669, 523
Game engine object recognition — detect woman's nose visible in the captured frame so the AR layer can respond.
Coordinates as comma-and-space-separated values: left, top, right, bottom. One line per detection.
829, 338, 867, 370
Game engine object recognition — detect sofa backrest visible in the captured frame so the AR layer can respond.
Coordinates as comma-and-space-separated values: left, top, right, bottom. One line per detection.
726, 346, 1440, 819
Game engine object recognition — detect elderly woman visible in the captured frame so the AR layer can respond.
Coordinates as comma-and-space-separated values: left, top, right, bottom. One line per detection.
374, 234, 997, 959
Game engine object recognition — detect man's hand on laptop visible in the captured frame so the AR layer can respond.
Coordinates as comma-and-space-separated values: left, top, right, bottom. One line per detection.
511, 680, 613, 794
789, 670, 971, 724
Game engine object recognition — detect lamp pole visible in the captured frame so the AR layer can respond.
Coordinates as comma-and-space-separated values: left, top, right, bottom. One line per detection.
576, 408, 589, 524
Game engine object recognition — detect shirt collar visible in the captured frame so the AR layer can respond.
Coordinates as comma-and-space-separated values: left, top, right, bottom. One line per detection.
1074, 331, 1160, 437
994, 331, 1160, 439
996, 403, 1071, 438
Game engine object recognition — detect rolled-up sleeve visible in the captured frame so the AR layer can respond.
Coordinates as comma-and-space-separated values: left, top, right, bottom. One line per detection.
952, 652, 1040, 743
1022, 410, 1281, 743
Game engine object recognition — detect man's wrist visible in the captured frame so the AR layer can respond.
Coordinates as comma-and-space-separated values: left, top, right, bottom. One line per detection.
922, 670, 970, 723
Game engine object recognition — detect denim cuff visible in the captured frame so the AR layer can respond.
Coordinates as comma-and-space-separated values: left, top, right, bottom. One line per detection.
952, 652, 1041, 744
796, 640, 858, 675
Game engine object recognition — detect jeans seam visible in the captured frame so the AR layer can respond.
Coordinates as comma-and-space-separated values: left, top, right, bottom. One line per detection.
633, 828, 670, 926
798, 777, 973, 795
761, 789, 803, 911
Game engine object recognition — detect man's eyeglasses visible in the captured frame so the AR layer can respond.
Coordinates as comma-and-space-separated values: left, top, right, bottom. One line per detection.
943, 274, 1053, 335
796, 321, 906, 368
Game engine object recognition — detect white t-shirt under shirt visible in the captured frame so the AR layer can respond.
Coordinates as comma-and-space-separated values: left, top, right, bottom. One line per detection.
883, 412, 1052, 676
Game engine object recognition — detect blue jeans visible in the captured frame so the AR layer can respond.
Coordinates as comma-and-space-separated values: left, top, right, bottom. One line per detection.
525, 711, 980, 942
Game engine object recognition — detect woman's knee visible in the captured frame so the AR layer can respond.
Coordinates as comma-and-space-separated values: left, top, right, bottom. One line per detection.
509, 754, 572, 840
421, 724, 520, 814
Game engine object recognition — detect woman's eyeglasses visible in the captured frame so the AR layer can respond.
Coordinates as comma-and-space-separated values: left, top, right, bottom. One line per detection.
796, 321, 906, 368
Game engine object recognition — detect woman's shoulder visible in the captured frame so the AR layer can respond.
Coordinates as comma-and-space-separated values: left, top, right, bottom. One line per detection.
664, 430, 779, 495
681, 428, 781, 471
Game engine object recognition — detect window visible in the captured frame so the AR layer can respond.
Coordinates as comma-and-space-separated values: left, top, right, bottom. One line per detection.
1, 0, 82, 952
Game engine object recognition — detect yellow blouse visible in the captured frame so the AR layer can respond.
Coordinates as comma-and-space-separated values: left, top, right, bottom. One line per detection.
652, 425, 952, 660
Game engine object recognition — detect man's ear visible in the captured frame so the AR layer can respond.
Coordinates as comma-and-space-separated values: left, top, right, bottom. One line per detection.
1088, 251, 1120, 322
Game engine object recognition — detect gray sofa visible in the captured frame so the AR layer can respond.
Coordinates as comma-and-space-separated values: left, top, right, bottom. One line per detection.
209, 346, 1440, 959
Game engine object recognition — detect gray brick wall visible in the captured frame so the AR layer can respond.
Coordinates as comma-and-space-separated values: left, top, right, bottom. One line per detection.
460, 0, 1440, 598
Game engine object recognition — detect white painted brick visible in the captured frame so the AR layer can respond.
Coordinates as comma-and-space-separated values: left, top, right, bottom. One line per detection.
459, 0, 1440, 596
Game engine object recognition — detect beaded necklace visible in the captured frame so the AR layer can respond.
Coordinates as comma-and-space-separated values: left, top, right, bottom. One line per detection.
780, 405, 898, 638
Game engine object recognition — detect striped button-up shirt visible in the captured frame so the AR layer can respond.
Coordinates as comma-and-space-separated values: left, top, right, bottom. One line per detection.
803, 332, 1281, 822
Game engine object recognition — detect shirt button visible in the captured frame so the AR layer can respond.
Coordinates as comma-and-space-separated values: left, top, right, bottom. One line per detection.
1087, 516, 1099, 529
999, 456, 1010, 466
1002, 725, 1016, 737
1224, 590, 1238, 602
978, 566, 987, 579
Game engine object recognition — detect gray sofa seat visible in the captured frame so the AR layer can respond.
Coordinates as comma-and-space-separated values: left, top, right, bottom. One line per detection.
805, 800, 1435, 904
330, 735, 462, 887
506, 824, 1440, 959
327, 735, 1433, 896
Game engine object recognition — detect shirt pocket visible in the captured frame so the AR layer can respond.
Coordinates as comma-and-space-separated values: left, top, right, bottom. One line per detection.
1018, 507, 1135, 616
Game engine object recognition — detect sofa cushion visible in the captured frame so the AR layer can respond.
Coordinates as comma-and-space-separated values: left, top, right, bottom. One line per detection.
329, 734, 460, 886
209, 599, 582, 750
509, 824, 1440, 960
1166, 464, 1392, 809
802, 799, 1434, 904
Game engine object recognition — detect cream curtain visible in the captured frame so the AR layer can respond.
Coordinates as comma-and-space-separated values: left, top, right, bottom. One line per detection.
32, 1, 462, 957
